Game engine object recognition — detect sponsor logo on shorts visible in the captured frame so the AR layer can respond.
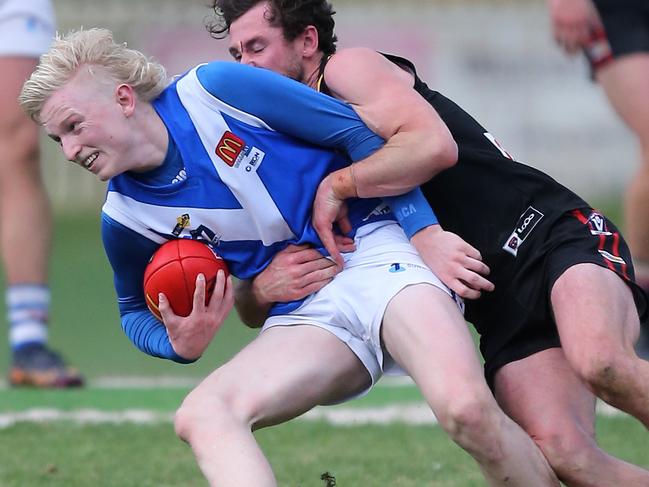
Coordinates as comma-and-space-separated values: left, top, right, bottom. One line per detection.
502, 206, 544, 257
215, 131, 244, 166
387, 262, 429, 274
586, 211, 612, 236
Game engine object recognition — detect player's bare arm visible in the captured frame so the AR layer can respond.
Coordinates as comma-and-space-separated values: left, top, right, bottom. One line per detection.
410, 225, 494, 299
159, 271, 234, 360
322, 47, 457, 199
313, 48, 493, 296
311, 48, 459, 265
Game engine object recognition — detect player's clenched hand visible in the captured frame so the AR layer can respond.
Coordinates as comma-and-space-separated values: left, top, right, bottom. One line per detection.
411, 225, 494, 300
252, 244, 342, 304
312, 174, 353, 268
160, 270, 234, 360
547, 0, 601, 54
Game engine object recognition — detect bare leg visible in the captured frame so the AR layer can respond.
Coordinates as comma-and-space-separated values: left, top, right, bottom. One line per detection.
0, 56, 81, 387
0, 57, 51, 285
174, 325, 371, 487
596, 54, 649, 286
552, 263, 649, 427
381, 284, 559, 486
495, 348, 649, 486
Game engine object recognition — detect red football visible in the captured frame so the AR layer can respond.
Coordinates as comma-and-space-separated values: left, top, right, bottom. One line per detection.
143, 239, 229, 321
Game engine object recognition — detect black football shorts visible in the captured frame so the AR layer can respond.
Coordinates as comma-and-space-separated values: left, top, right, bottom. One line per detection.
481, 207, 648, 389
585, 1, 649, 72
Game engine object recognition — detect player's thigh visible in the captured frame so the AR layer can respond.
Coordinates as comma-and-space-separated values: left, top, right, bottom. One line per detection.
551, 263, 640, 363
188, 324, 371, 428
382, 283, 486, 409
596, 53, 649, 142
0, 57, 39, 119
494, 347, 597, 449
0, 58, 41, 172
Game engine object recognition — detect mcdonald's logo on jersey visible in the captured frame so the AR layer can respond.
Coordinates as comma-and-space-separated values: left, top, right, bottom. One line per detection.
215, 131, 245, 166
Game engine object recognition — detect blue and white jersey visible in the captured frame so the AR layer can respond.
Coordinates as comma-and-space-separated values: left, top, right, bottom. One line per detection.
102, 62, 399, 362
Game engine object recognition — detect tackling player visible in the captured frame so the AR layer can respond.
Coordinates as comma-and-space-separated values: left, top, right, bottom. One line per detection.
208, 1, 649, 485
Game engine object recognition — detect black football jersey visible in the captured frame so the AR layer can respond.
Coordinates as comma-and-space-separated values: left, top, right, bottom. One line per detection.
320, 53, 591, 308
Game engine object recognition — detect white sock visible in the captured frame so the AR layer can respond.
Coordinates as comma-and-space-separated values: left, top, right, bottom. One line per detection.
7, 284, 50, 351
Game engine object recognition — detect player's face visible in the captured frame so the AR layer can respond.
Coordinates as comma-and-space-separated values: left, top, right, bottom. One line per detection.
41, 69, 138, 182
228, 1, 305, 82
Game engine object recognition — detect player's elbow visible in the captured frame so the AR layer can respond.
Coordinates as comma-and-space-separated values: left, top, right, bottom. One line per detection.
437, 136, 458, 171
423, 134, 457, 177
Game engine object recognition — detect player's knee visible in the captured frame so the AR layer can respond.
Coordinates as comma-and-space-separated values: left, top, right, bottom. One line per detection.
534, 428, 600, 482
174, 383, 258, 444
438, 394, 504, 454
174, 390, 220, 443
173, 401, 194, 443
573, 350, 633, 396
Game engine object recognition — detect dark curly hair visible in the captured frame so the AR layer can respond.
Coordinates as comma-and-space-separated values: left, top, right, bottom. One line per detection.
207, 0, 338, 56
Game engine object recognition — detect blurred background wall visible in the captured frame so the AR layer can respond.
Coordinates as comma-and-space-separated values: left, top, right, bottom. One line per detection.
45, 0, 635, 211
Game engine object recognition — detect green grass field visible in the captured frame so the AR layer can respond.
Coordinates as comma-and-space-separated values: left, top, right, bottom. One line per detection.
2, 205, 647, 486
2, 385, 648, 486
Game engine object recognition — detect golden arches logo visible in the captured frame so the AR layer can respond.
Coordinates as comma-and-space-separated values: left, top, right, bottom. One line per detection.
215, 131, 245, 166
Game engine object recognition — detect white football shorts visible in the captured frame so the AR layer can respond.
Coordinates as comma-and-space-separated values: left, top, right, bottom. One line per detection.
263, 222, 464, 399
0, 0, 55, 57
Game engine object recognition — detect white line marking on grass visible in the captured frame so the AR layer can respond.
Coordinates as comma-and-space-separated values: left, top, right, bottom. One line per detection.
92, 376, 202, 389
90, 375, 415, 389
0, 401, 626, 429
0, 375, 415, 390
302, 403, 435, 425
0, 408, 173, 428
0, 405, 433, 429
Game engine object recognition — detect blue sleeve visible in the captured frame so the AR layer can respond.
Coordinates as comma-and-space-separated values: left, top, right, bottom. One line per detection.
101, 213, 195, 364
197, 62, 384, 162
197, 62, 439, 238
385, 189, 439, 238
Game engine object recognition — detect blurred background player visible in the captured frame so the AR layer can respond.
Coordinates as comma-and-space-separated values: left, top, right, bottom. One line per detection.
0, 0, 82, 387
546, 0, 649, 355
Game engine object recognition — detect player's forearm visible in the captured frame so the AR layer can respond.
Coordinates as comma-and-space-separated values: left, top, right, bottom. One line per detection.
233, 279, 271, 328
331, 131, 458, 199
120, 309, 196, 363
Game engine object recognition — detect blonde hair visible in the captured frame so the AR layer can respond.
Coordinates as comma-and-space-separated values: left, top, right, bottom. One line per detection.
20, 28, 169, 123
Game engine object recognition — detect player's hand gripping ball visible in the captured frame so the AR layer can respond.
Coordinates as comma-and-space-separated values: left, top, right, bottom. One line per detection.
143, 239, 229, 321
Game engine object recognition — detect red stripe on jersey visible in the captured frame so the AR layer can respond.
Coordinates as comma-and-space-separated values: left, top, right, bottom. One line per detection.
572, 208, 588, 225
613, 232, 630, 280
599, 233, 616, 272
